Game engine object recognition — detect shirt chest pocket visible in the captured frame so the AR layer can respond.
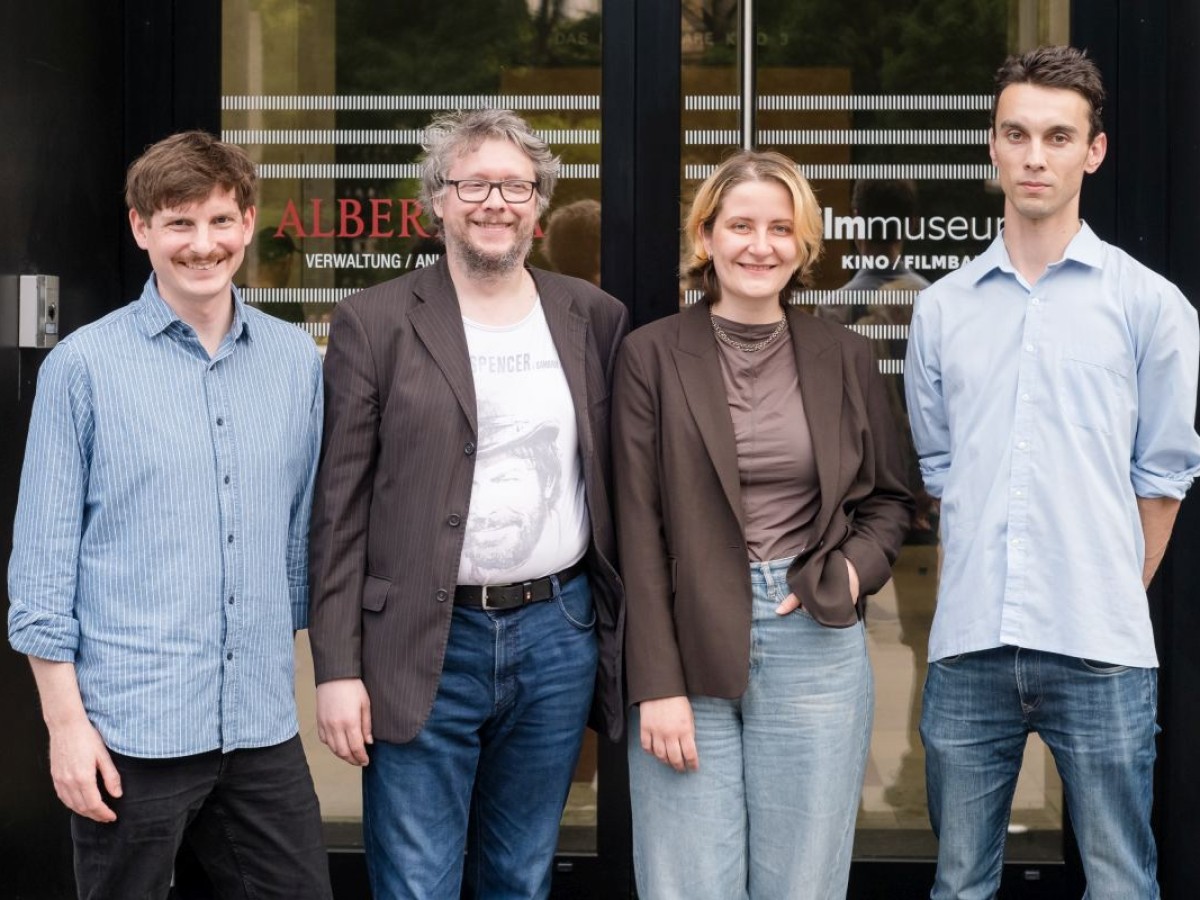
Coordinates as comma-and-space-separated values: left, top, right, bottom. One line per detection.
1059, 349, 1131, 434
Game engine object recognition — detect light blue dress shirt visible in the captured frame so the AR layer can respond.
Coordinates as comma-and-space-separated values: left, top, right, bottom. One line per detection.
8, 277, 322, 757
905, 224, 1200, 668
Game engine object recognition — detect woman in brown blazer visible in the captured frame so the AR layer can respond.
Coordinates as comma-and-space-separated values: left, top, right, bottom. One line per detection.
613, 151, 913, 900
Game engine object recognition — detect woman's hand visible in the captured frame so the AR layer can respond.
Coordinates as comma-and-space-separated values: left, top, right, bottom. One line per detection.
846, 557, 860, 602
639, 696, 699, 772
774, 557, 862, 616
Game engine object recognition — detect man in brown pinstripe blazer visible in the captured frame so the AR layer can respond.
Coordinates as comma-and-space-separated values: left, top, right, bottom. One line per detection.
308, 109, 628, 900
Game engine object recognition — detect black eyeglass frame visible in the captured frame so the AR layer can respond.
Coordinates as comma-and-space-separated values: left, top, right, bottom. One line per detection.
441, 178, 540, 204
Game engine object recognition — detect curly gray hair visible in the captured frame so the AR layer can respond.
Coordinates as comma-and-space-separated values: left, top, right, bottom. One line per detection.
419, 109, 559, 229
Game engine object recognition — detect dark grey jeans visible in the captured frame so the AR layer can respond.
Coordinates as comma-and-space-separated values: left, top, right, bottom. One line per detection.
71, 734, 332, 900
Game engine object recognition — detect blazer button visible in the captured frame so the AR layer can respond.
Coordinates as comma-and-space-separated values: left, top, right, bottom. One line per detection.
448, 514, 461, 527
435, 589, 448, 602
464, 442, 475, 455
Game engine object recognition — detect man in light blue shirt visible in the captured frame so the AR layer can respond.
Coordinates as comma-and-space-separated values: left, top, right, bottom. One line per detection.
906, 46, 1200, 899
8, 132, 332, 899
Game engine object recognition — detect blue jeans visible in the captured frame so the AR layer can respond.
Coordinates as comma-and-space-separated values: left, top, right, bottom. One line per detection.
921, 646, 1159, 899
362, 573, 597, 900
628, 558, 873, 900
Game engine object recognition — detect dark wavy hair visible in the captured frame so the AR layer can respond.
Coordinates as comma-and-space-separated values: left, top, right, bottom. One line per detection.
993, 46, 1105, 141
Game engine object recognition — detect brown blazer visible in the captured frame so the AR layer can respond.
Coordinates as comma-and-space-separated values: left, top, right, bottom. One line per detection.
613, 302, 912, 705
309, 259, 629, 743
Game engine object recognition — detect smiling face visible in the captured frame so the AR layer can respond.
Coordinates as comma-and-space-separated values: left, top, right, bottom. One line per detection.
433, 138, 539, 278
130, 187, 255, 314
989, 82, 1107, 230
702, 178, 799, 316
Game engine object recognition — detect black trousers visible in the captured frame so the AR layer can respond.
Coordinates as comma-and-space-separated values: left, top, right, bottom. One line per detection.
71, 734, 332, 900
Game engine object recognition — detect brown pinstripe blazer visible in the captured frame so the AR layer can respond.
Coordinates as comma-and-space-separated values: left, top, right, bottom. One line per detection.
613, 302, 913, 706
309, 258, 630, 743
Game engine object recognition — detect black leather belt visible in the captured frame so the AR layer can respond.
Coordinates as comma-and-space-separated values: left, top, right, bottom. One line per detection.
454, 561, 587, 610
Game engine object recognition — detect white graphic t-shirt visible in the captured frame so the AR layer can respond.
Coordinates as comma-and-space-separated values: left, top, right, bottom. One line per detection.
457, 299, 589, 585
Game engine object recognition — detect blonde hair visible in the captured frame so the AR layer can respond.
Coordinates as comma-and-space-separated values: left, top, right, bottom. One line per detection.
683, 150, 823, 302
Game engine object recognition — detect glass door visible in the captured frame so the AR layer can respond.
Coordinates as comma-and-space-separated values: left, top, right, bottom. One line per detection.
220, 1, 613, 894
677, 1, 1075, 892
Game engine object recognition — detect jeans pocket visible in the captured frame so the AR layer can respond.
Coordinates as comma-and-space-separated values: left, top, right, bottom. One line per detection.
1079, 657, 1130, 674
556, 581, 596, 630
934, 653, 966, 666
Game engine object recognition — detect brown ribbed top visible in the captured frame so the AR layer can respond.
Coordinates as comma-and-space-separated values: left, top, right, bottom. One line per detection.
712, 315, 820, 562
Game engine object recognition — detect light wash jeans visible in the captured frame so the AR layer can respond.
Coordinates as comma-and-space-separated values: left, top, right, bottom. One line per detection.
922, 645, 1159, 900
362, 574, 597, 900
629, 557, 873, 900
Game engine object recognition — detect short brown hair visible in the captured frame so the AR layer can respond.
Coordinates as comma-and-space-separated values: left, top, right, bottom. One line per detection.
684, 150, 823, 303
125, 131, 257, 220
543, 199, 601, 282
993, 46, 1105, 141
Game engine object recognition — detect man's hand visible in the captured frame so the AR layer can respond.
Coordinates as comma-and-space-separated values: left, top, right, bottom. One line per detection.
1137, 496, 1182, 588
47, 717, 122, 822
639, 696, 698, 772
774, 557, 861, 615
316, 678, 373, 766
28, 657, 121, 822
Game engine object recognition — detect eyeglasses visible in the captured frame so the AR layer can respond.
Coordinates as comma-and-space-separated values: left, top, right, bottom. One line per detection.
442, 179, 539, 204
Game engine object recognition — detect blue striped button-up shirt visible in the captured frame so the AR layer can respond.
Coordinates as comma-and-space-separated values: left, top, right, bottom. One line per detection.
905, 224, 1200, 668
8, 277, 322, 757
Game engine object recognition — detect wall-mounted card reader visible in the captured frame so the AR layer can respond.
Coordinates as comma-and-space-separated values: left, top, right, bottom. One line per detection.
1, 275, 60, 349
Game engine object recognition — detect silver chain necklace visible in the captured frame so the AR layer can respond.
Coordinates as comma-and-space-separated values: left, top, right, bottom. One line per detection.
710, 315, 788, 352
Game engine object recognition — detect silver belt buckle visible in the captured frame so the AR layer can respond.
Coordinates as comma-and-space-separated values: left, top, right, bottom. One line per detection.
480, 585, 494, 610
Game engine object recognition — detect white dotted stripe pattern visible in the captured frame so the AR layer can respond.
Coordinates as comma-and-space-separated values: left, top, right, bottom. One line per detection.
802, 291, 920, 306
684, 290, 918, 306
260, 289, 917, 310
221, 95, 600, 111
255, 163, 600, 179
243, 289, 358, 304
685, 129, 988, 146
848, 324, 911, 340
223, 129, 601, 145
684, 94, 991, 111
685, 164, 995, 181
762, 129, 988, 145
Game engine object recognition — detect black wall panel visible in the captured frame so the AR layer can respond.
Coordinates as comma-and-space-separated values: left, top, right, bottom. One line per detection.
0, 1, 127, 896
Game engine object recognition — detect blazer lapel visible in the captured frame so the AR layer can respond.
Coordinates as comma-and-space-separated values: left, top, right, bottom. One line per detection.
673, 303, 745, 531
534, 270, 592, 458
408, 259, 477, 432
789, 308, 843, 535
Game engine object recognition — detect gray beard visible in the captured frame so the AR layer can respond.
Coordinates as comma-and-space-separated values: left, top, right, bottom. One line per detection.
451, 232, 533, 279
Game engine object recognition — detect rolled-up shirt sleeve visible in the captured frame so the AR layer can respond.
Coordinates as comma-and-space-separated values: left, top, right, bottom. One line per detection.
1129, 282, 1200, 499
904, 291, 951, 499
8, 345, 92, 661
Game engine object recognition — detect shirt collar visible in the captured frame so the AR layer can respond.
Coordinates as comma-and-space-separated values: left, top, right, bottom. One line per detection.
136, 275, 252, 343
972, 221, 1105, 286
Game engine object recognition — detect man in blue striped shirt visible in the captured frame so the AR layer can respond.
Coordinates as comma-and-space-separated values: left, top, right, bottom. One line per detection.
8, 132, 332, 899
